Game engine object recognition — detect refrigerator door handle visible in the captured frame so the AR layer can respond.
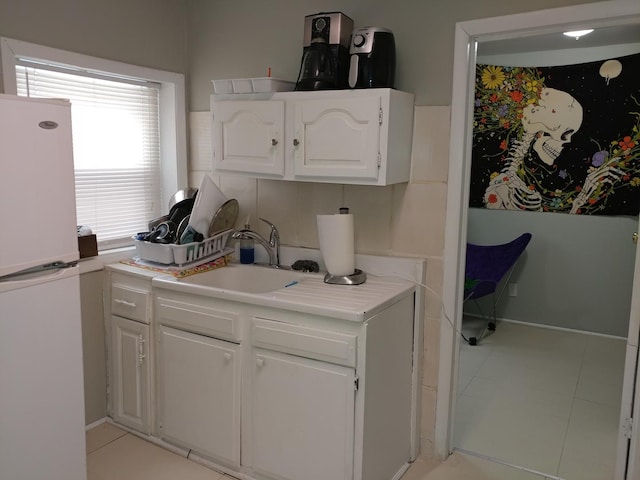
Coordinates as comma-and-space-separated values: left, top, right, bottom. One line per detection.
0, 261, 78, 282
0, 261, 78, 291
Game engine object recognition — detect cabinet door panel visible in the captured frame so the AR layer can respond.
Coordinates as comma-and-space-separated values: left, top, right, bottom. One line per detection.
111, 316, 150, 433
294, 97, 380, 180
213, 100, 284, 175
251, 349, 355, 480
158, 325, 240, 467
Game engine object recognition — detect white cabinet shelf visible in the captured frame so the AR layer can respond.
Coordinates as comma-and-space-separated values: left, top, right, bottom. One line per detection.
211, 88, 414, 186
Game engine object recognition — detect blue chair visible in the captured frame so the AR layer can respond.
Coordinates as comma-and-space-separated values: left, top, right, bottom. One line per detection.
463, 233, 532, 345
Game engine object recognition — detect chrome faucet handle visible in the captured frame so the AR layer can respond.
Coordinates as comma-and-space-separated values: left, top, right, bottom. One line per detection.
259, 218, 279, 246
258, 217, 280, 266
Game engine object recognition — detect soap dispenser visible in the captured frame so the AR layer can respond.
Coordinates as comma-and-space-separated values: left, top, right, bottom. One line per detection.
239, 224, 255, 264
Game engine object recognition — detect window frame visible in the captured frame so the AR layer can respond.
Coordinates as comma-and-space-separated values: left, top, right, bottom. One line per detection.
1, 37, 188, 250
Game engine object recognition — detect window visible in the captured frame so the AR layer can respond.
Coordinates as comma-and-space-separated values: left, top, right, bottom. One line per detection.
1, 37, 187, 250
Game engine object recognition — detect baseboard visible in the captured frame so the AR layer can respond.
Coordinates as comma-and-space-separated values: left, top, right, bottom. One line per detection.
85, 417, 107, 431
463, 312, 626, 340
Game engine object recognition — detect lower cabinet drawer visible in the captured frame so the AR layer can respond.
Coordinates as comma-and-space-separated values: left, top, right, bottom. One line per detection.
155, 295, 241, 342
111, 283, 150, 323
251, 317, 357, 367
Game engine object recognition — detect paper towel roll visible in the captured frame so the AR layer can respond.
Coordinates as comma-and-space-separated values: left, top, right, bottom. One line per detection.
317, 213, 355, 276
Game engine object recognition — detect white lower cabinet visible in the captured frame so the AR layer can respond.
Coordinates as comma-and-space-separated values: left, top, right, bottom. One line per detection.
157, 325, 241, 467
110, 315, 150, 433
251, 348, 355, 480
102, 265, 417, 480
105, 267, 154, 435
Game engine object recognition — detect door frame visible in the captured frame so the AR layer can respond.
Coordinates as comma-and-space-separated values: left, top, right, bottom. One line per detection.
436, 0, 640, 476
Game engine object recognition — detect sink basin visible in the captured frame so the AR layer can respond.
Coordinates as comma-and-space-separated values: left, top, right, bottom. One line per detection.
179, 264, 305, 294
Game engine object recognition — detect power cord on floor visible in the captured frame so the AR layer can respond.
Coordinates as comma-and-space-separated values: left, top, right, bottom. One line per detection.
366, 270, 468, 340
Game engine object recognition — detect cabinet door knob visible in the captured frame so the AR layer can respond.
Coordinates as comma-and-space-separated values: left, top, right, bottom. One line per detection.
256, 357, 265, 367
271, 138, 278, 146
633, 232, 638, 244
292, 139, 299, 147
224, 352, 232, 361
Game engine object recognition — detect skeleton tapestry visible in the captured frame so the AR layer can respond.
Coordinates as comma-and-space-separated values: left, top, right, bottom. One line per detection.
469, 53, 640, 215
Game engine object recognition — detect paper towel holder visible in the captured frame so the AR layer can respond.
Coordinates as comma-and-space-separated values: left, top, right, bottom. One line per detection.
324, 268, 367, 285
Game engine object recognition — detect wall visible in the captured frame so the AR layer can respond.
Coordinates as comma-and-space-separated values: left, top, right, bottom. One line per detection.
0, 0, 605, 459
0, 0, 188, 92
79, 270, 107, 424
186, 0, 598, 109
467, 209, 637, 337
465, 44, 640, 337
186, 0, 602, 457
0, 0, 190, 426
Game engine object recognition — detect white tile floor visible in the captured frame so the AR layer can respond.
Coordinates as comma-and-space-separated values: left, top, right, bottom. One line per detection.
86, 320, 625, 480
86, 423, 234, 479
454, 319, 626, 480
86, 422, 545, 480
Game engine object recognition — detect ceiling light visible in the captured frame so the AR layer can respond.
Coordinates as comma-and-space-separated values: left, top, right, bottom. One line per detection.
563, 29, 594, 40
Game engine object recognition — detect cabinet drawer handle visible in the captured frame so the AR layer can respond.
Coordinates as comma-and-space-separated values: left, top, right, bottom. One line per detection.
114, 298, 137, 308
256, 357, 265, 367
271, 138, 278, 146
292, 139, 299, 147
224, 352, 232, 362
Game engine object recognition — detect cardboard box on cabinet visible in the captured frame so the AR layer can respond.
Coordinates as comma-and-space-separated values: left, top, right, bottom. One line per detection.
78, 234, 98, 258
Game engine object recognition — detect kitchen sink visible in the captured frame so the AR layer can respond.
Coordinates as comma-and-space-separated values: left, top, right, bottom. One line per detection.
179, 263, 306, 294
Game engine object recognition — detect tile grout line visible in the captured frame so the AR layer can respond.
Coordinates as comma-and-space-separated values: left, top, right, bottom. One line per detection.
554, 339, 588, 477
454, 447, 567, 480
88, 431, 130, 456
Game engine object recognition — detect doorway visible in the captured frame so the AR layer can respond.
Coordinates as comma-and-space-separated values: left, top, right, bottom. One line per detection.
436, 2, 640, 479
455, 36, 638, 477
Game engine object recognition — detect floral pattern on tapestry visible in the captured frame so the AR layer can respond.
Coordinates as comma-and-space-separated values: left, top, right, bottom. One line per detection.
469, 53, 640, 215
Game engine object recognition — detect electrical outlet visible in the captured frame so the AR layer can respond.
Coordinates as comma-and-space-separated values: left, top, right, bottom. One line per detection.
509, 283, 518, 297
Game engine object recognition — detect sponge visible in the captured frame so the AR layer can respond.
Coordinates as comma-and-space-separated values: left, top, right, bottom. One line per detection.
291, 260, 319, 273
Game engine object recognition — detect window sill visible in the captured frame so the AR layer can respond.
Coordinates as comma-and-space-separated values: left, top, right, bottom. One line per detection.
78, 247, 135, 275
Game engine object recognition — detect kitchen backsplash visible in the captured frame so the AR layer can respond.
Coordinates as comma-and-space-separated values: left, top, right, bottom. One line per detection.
188, 104, 449, 455
188, 105, 449, 258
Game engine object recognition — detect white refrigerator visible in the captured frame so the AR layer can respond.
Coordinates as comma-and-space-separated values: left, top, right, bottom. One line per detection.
0, 94, 87, 479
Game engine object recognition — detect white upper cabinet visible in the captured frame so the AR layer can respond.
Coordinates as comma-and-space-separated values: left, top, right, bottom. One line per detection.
213, 100, 285, 176
293, 96, 381, 181
211, 88, 414, 186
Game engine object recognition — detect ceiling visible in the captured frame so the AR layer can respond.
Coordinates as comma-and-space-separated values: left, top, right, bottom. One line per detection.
478, 23, 640, 55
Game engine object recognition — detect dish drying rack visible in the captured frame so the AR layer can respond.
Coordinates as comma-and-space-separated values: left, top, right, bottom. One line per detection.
134, 229, 232, 267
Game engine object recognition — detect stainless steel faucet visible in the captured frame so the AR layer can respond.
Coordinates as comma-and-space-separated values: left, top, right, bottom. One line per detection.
231, 218, 281, 267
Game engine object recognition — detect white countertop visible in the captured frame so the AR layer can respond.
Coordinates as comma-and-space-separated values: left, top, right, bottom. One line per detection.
153, 270, 416, 322
107, 247, 426, 322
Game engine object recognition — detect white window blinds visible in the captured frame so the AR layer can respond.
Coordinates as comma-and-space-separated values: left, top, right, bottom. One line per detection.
16, 60, 162, 249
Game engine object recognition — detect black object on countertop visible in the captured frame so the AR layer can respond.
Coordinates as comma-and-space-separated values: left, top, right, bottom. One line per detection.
291, 260, 319, 273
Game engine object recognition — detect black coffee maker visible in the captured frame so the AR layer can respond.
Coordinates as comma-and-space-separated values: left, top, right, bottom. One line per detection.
295, 12, 354, 91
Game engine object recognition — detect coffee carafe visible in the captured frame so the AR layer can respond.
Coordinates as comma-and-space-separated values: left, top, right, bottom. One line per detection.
295, 12, 353, 91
